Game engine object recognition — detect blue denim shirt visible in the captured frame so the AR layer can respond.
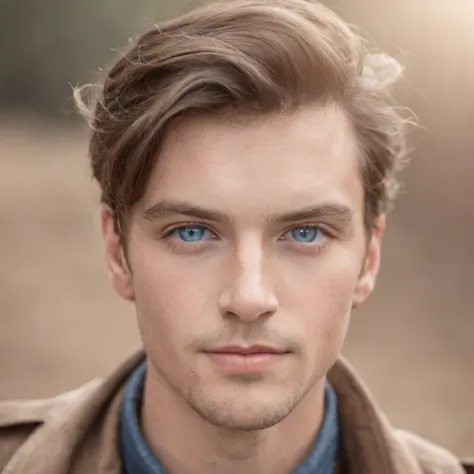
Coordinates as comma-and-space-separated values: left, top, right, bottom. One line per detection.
120, 362, 339, 474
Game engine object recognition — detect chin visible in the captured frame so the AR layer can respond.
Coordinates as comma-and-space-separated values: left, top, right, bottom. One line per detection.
199, 406, 292, 431
188, 388, 299, 431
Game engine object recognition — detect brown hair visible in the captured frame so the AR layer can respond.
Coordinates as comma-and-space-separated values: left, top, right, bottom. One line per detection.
75, 0, 411, 235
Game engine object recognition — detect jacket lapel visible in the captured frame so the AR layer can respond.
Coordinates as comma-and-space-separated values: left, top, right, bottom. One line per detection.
328, 357, 422, 474
3, 352, 144, 474
3, 350, 440, 474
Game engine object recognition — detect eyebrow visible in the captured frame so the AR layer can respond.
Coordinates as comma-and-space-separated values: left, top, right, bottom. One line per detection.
270, 203, 353, 224
143, 200, 231, 223
143, 199, 353, 224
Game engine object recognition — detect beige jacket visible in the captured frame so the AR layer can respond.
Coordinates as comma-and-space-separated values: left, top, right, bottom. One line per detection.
0, 350, 472, 474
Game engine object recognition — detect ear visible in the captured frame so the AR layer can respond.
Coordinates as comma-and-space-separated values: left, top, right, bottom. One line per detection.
352, 214, 385, 308
101, 207, 135, 301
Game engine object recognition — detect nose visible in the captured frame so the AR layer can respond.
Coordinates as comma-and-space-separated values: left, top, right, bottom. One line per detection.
217, 243, 278, 322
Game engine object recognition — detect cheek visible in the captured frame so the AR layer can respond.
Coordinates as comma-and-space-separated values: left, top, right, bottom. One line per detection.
282, 246, 361, 304
287, 270, 355, 381
131, 269, 203, 379
280, 248, 362, 344
298, 275, 353, 345
130, 246, 218, 351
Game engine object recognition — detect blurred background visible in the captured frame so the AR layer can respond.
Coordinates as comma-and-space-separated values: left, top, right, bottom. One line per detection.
0, 0, 473, 458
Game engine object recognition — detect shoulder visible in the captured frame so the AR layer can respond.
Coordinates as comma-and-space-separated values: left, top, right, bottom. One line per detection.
0, 377, 107, 472
396, 429, 473, 474
0, 397, 53, 471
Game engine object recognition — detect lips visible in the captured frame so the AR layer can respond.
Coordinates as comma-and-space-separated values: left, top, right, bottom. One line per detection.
204, 345, 289, 373
206, 345, 287, 355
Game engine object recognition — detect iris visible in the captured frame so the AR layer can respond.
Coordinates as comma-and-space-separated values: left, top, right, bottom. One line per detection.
175, 225, 210, 242
287, 226, 321, 243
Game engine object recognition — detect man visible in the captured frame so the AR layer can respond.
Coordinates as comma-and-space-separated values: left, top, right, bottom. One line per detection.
0, 0, 472, 473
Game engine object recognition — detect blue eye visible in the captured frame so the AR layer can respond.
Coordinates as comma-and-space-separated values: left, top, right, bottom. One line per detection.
173, 225, 210, 242
285, 226, 322, 243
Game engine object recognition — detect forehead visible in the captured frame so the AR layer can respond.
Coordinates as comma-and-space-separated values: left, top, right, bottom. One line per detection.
140, 105, 364, 218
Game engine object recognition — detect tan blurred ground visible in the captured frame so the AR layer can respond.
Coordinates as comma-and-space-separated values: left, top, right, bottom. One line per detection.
0, 0, 473, 460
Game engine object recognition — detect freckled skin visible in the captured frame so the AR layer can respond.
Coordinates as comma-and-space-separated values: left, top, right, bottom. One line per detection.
102, 105, 384, 472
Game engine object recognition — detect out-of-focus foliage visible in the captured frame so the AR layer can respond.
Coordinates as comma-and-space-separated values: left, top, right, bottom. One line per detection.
0, 0, 191, 118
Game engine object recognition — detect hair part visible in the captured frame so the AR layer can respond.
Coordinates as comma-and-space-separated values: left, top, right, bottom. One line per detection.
75, 0, 413, 236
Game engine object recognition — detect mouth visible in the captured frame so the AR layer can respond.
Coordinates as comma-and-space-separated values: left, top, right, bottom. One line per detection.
206, 345, 288, 355
203, 345, 290, 373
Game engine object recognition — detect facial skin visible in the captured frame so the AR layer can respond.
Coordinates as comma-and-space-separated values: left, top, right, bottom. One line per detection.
102, 105, 384, 473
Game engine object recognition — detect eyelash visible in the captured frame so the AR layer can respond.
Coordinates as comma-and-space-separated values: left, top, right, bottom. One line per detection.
161, 222, 334, 254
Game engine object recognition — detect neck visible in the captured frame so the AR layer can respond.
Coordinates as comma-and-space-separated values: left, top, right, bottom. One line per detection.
140, 363, 327, 474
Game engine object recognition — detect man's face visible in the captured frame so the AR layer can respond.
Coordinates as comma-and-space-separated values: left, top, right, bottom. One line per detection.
103, 105, 383, 430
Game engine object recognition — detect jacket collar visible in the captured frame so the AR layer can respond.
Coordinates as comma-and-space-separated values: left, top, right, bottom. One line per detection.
4, 350, 422, 474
